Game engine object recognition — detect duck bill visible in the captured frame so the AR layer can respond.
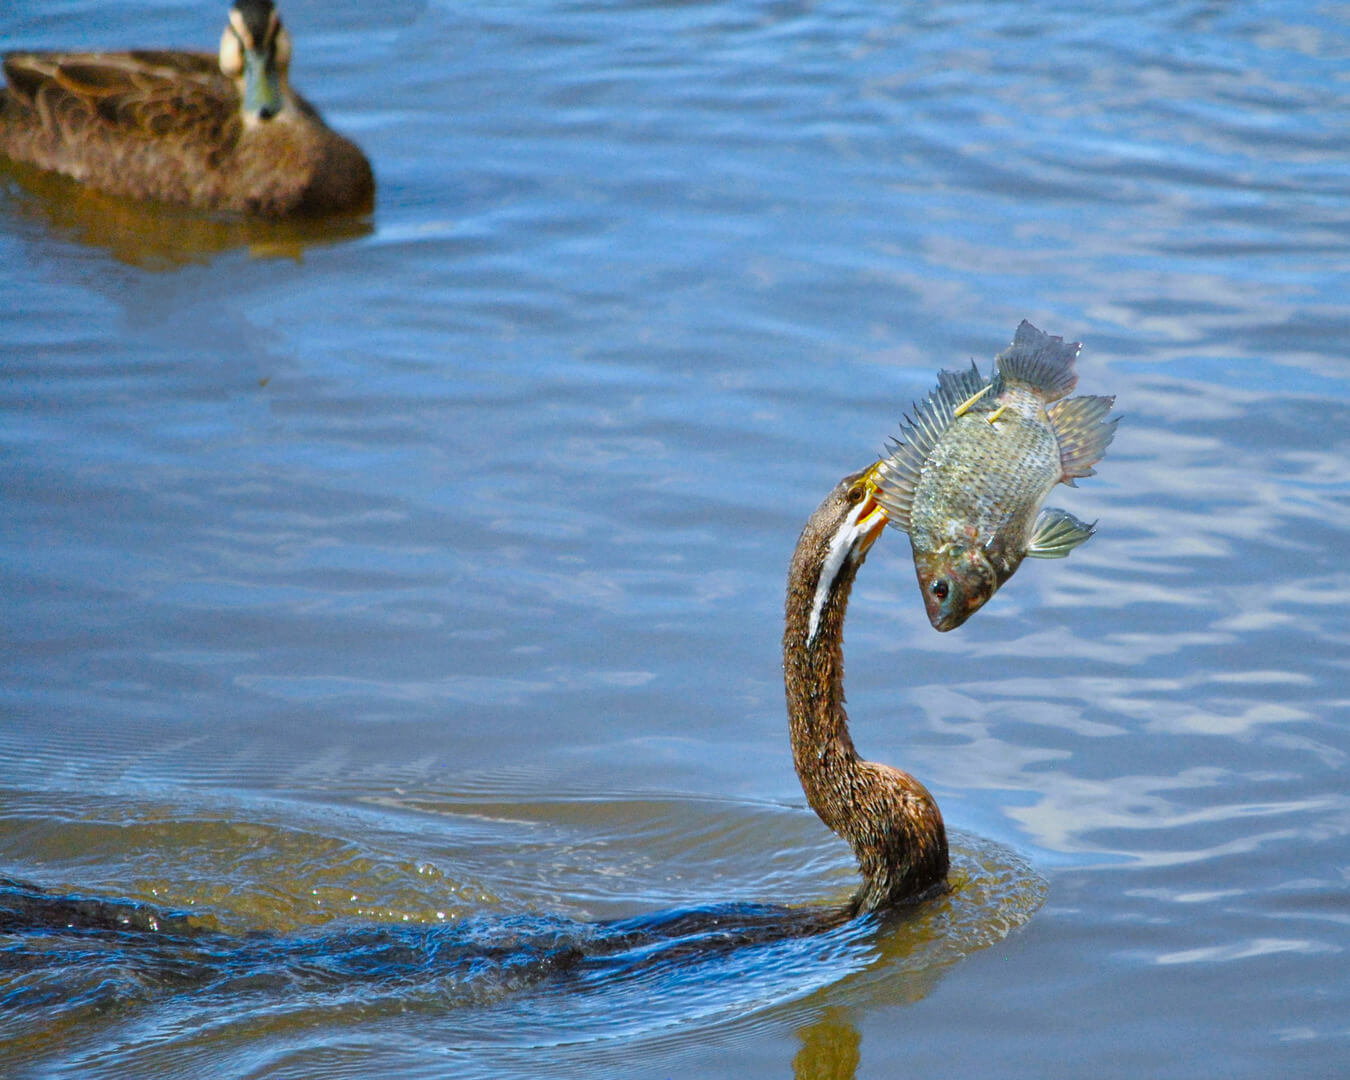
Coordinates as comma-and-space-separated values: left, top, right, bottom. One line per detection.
242, 49, 284, 121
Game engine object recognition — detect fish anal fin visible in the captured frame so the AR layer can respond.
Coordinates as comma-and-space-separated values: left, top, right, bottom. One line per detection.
1047, 394, 1118, 482
1027, 507, 1095, 558
995, 320, 1081, 402
873, 462, 914, 534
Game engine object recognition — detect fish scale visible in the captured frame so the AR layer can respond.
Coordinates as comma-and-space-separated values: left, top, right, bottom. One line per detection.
912, 389, 1062, 551
875, 321, 1117, 631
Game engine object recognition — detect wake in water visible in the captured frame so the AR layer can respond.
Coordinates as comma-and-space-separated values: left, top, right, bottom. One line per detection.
0, 834, 1042, 1019
0, 442, 1075, 1075
0, 836, 1043, 1080
0, 873, 855, 1010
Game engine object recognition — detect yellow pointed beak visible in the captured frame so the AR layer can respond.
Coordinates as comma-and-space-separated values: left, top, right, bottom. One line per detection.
856, 467, 888, 549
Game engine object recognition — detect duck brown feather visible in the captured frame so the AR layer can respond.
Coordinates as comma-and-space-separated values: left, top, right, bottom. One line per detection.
0, 42, 372, 217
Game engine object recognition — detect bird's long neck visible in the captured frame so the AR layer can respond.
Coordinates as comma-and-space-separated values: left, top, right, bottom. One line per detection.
783, 512, 949, 914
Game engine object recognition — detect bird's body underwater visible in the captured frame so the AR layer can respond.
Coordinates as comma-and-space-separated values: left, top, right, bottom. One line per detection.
875, 321, 1117, 631
0, 323, 1115, 994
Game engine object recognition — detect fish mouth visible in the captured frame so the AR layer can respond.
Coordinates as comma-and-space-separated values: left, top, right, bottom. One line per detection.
915, 555, 987, 632
922, 588, 961, 632
930, 606, 971, 633
924, 582, 989, 632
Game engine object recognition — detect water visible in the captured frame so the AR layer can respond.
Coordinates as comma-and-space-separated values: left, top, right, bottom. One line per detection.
1, 0, 1347, 1076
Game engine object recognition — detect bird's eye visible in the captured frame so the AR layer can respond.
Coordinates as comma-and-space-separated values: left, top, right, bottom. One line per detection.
931, 580, 950, 600
219, 26, 244, 76
273, 25, 292, 68
847, 485, 864, 503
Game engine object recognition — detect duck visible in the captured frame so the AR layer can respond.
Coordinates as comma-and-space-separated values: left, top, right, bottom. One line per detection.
0, 0, 374, 218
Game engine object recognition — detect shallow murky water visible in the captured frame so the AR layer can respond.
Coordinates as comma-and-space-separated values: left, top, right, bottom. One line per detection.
2, 1, 1348, 1077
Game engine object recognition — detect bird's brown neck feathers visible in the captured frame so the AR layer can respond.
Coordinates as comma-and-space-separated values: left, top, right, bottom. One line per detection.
783, 498, 949, 914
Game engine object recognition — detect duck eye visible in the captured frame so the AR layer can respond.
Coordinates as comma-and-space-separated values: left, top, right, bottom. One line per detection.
931, 580, 950, 600
219, 26, 244, 76
273, 25, 292, 68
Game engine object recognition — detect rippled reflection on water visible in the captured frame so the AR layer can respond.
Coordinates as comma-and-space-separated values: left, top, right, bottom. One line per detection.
0, 159, 374, 269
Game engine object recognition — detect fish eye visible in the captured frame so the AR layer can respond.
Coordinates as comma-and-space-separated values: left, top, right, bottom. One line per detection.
931, 580, 949, 600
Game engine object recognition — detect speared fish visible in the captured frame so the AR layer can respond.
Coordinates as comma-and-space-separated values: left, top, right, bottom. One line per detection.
875, 320, 1118, 631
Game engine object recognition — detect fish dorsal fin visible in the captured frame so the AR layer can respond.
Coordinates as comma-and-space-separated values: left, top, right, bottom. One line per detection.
1046, 394, 1118, 485
996, 320, 1080, 402
875, 361, 989, 534
1027, 507, 1095, 558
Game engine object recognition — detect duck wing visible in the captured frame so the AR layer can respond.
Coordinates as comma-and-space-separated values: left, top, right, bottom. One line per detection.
4, 50, 236, 142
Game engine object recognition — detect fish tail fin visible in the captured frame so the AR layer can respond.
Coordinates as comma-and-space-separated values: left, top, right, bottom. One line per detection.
995, 320, 1080, 402
1027, 507, 1095, 558
1047, 394, 1118, 484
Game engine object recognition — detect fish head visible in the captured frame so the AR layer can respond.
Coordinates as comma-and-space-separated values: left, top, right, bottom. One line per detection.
912, 537, 1000, 632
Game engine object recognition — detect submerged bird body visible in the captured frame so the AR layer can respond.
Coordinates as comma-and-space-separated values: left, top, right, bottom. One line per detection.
876, 321, 1117, 631
3, 462, 954, 956
784, 466, 949, 912
0, 0, 373, 217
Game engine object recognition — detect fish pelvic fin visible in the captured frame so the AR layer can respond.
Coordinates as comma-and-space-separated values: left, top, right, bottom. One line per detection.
1047, 394, 1118, 484
875, 361, 990, 533
995, 320, 1081, 403
1027, 507, 1095, 558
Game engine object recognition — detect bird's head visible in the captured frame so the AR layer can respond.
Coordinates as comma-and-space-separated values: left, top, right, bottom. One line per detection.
219, 0, 292, 124
801, 464, 888, 646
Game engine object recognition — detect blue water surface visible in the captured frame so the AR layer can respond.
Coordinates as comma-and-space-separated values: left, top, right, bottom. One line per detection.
1, 1, 1348, 1077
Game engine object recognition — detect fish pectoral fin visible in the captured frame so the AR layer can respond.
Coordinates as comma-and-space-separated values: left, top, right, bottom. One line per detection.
1047, 394, 1118, 482
1027, 507, 1096, 558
